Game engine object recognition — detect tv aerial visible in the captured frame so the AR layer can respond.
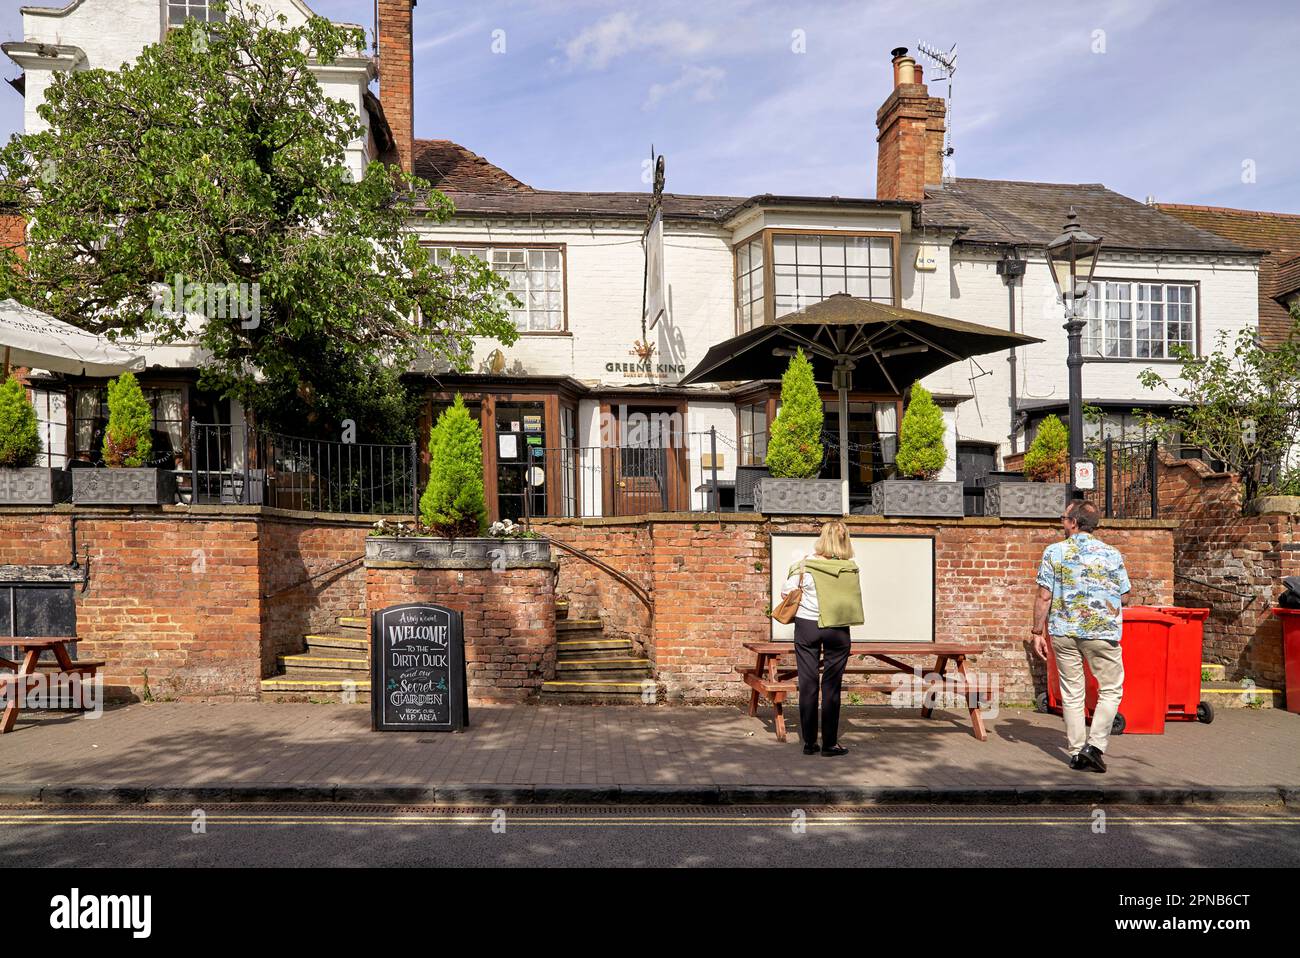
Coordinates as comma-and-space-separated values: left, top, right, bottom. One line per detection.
916, 41, 957, 181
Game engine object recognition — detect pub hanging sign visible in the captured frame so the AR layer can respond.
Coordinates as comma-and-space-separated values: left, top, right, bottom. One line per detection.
371, 603, 469, 732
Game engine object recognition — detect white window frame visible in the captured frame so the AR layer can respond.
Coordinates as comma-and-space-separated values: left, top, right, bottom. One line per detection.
1082, 280, 1197, 360
771, 232, 895, 319
431, 245, 566, 333
735, 237, 765, 334
165, 0, 223, 29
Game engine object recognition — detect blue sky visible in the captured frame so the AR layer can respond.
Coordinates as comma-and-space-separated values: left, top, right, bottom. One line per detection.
2, 0, 1297, 210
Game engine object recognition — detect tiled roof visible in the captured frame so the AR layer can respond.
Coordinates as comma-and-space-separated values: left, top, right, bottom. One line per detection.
412, 139, 534, 193
434, 189, 746, 221
923, 179, 1254, 254
1156, 203, 1300, 344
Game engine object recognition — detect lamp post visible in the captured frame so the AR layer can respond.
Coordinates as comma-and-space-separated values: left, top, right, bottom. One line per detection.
1045, 208, 1103, 492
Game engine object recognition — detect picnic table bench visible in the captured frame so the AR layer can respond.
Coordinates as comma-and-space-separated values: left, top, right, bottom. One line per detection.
0, 637, 104, 733
738, 641, 989, 743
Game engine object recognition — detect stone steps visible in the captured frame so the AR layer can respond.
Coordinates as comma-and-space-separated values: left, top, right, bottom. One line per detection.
261, 615, 371, 702
544, 603, 656, 704
1199, 681, 1282, 710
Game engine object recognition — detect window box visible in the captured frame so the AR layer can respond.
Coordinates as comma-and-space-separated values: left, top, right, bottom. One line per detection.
754, 477, 844, 516
870, 479, 963, 517
0, 467, 71, 506
984, 481, 1069, 519
72, 467, 176, 506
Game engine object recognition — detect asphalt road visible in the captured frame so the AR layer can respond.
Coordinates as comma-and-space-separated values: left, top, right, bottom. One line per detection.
1, 804, 1298, 868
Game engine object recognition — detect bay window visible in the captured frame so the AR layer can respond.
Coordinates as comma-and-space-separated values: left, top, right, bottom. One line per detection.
1083, 281, 1196, 359
734, 230, 897, 332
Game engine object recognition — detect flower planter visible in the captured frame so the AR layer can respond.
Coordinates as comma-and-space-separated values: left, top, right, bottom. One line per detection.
754, 478, 844, 516
365, 536, 554, 569
0, 467, 71, 505
984, 481, 1069, 519
72, 467, 176, 506
871, 479, 964, 517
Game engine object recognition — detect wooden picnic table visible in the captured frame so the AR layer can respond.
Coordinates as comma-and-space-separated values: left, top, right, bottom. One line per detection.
0, 637, 104, 733
738, 641, 989, 743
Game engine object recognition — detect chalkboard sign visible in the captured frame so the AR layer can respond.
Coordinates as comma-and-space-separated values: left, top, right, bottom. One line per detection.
371, 603, 468, 732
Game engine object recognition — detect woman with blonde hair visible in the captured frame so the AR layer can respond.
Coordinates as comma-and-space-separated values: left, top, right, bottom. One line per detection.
779, 519, 865, 756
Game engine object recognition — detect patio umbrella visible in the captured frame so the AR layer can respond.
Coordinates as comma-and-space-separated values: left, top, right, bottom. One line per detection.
679, 293, 1043, 484
0, 298, 145, 377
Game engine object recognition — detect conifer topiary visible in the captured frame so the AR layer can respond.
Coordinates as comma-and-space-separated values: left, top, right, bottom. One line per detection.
894, 382, 946, 479
102, 372, 153, 467
420, 394, 487, 537
1024, 414, 1069, 482
765, 348, 824, 479
0, 375, 41, 468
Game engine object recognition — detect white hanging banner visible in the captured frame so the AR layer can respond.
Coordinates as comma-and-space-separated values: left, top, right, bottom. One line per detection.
643, 209, 667, 331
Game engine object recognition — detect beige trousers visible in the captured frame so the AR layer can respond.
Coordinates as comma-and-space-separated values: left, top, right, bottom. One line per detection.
1052, 635, 1125, 755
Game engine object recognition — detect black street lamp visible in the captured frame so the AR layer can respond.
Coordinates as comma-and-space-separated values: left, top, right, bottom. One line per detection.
1045, 208, 1103, 490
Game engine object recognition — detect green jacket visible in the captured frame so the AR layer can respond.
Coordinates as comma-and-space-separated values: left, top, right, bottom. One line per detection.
788, 557, 865, 629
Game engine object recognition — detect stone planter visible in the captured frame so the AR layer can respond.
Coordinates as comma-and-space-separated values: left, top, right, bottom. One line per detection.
985, 481, 1069, 518
72, 467, 176, 506
1246, 495, 1300, 516
754, 478, 844, 516
871, 479, 964, 517
0, 467, 71, 505
364, 535, 554, 569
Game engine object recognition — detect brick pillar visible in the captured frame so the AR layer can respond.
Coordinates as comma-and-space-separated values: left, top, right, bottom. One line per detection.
376, 0, 416, 174
875, 47, 947, 201
0, 210, 26, 260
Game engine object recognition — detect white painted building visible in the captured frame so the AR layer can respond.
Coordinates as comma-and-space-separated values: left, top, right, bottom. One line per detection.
3, 7, 1264, 518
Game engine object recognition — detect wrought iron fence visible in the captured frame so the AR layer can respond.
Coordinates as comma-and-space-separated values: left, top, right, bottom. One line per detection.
188, 421, 417, 515
1084, 438, 1159, 519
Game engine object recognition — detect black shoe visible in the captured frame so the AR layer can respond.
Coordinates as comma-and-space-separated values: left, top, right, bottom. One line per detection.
1068, 754, 1087, 771
802, 742, 820, 755
821, 744, 848, 757
1078, 744, 1107, 773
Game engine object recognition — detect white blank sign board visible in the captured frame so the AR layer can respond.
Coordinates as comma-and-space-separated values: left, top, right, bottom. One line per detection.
770, 533, 934, 642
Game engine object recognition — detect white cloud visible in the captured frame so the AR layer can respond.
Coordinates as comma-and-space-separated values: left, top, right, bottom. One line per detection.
644, 65, 725, 110
563, 12, 714, 70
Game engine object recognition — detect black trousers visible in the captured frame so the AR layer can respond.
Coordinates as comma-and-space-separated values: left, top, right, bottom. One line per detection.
793, 616, 853, 747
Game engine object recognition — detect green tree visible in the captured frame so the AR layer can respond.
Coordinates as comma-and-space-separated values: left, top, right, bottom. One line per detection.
0, 376, 42, 468
894, 383, 946, 479
765, 348, 824, 479
1024, 415, 1069, 482
1139, 308, 1300, 507
0, 1, 517, 440
103, 372, 153, 467
419, 394, 486, 537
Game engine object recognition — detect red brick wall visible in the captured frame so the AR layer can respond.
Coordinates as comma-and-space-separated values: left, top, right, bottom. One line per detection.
542, 519, 653, 662
1, 508, 381, 701
366, 565, 556, 703
258, 516, 371, 675
1157, 452, 1293, 686
0, 509, 260, 700
540, 515, 1175, 703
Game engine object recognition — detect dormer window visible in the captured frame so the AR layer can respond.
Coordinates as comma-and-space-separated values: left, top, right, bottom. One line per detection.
167, 1, 224, 26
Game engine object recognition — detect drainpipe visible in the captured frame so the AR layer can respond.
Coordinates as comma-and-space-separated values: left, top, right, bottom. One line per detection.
997, 248, 1026, 455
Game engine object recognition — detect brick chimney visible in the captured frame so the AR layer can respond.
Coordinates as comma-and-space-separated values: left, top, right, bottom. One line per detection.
376, 0, 417, 174
875, 47, 947, 201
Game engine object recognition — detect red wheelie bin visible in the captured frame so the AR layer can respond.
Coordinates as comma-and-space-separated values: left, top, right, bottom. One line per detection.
1155, 606, 1214, 723
1039, 606, 1176, 734
1273, 608, 1300, 715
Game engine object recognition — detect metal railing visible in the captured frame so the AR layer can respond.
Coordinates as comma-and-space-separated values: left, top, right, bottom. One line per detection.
1085, 438, 1159, 519
188, 421, 417, 515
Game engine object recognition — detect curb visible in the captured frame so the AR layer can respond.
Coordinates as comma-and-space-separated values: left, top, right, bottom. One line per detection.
0, 783, 1293, 807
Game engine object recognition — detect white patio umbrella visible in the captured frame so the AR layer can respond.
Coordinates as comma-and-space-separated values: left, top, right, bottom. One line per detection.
0, 298, 145, 377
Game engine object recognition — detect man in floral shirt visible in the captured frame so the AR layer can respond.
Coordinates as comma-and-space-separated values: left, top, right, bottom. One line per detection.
1032, 499, 1130, 773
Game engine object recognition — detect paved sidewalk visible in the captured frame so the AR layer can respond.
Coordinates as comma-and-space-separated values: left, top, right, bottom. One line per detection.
0, 702, 1296, 805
